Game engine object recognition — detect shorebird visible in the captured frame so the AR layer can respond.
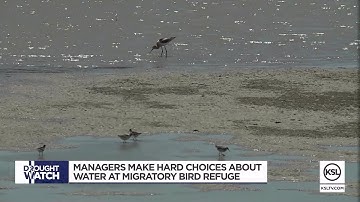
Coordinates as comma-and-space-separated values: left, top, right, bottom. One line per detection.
37, 145, 46, 156
129, 129, 141, 141
215, 145, 229, 156
150, 37, 176, 57
118, 134, 131, 143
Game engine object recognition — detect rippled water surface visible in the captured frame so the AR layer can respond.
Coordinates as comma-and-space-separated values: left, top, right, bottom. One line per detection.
0, 134, 358, 202
0, 0, 358, 72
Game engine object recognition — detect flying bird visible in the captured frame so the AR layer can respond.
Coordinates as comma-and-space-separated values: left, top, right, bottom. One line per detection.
150, 37, 176, 57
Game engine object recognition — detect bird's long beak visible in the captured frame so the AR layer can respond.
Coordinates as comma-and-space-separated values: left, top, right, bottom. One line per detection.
149, 48, 154, 53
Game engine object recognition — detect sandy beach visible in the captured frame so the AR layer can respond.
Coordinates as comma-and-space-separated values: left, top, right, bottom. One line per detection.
0, 67, 357, 160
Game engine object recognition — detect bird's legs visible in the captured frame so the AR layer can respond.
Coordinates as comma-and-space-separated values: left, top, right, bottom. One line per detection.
160, 46, 164, 57
164, 46, 168, 57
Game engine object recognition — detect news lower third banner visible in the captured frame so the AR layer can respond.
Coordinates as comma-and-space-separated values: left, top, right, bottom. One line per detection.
15, 161, 267, 184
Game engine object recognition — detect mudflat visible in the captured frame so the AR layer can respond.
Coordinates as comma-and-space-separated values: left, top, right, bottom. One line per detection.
0, 68, 358, 163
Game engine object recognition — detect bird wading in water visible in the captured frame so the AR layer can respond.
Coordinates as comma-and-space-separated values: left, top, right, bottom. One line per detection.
129, 129, 142, 141
37, 145, 46, 156
215, 145, 230, 156
118, 134, 131, 143
150, 37, 176, 57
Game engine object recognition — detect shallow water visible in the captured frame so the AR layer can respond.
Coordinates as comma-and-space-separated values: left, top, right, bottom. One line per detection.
0, 133, 358, 202
0, 0, 358, 73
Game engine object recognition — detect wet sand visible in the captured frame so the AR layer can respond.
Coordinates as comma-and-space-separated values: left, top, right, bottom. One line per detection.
0, 67, 358, 163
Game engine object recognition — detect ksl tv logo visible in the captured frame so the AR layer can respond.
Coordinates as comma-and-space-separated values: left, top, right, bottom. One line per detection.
319, 161, 345, 193
15, 161, 69, 184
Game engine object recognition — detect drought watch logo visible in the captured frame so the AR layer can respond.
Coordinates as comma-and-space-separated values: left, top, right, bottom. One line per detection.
15, 161, 69, 184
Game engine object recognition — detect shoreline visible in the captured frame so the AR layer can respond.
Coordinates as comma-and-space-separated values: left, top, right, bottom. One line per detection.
0, 67, 358, 162
1, 66, 358, 196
